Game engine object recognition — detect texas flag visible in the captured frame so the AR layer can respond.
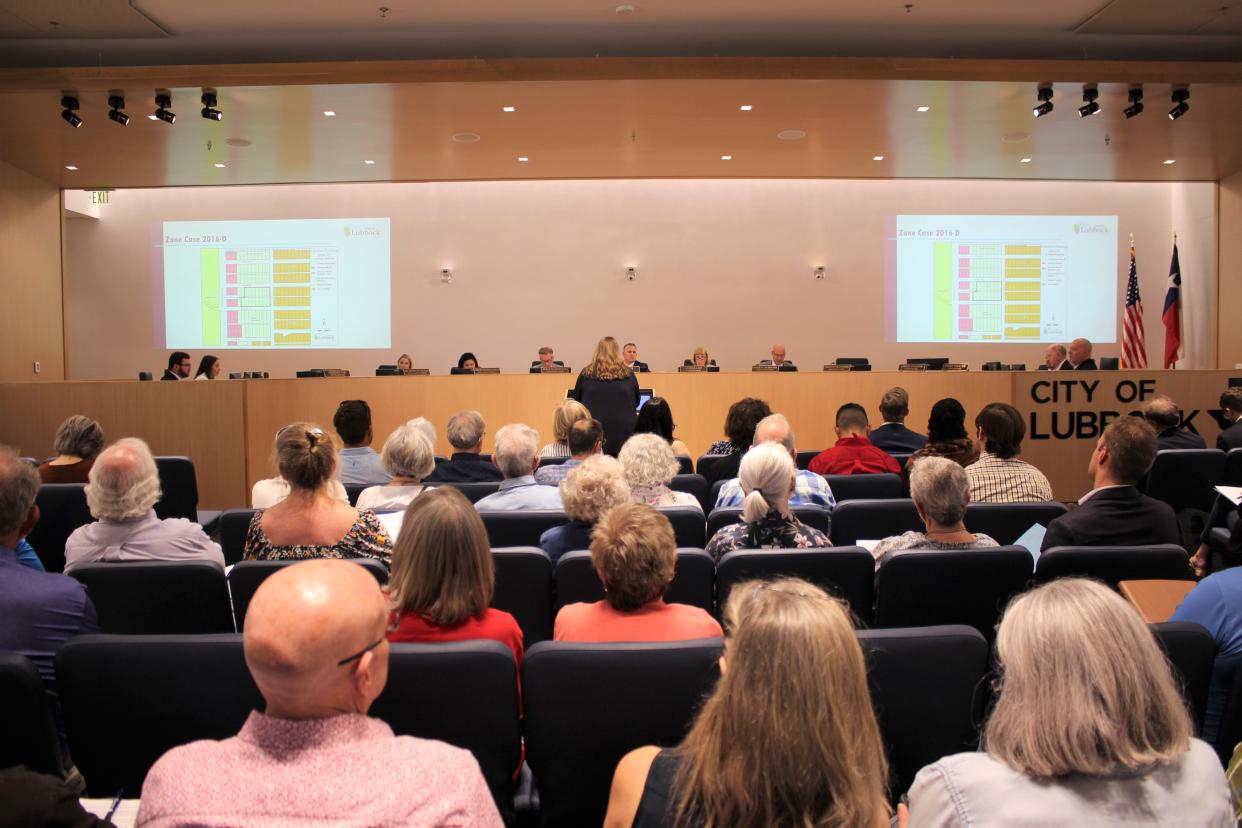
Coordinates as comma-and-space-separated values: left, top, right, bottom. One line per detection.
1163, 242, 1182, 369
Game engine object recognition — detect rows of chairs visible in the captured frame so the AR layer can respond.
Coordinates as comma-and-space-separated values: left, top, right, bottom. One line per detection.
0, 621, 1217, 826
1144, 447, 1242, 514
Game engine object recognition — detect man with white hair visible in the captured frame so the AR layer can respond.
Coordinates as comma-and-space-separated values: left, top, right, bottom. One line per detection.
1042, 344, 1069, 371
714, 414, 836, 510
426, 410, 503, 483
136, 559, 501, 826
474, 424, 563, 510
63, 438, 224, 573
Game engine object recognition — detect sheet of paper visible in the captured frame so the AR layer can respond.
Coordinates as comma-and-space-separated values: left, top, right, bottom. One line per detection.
1215, 485, 1242, 506
855, 539, 880, 553
81, 798, 140, 828
377, 509, 404, 541
1013, 523, 1046, 567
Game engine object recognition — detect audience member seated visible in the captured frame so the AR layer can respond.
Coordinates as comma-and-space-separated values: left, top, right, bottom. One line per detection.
871, 456, 997, 570
539, 398, 591, 459
603, 577, 889, 828
573, 336, 639, 458
705, 443, 831, 561
1171, 565, 1242, 744
136, 559, 501, 826
0, 765, 113, 826
426, 410, 504, 483
1042, 416, 1179, 550
1063, 337, 1098, 370
534, 418, 604, 486
1217, 387, 1242, 451
618, 434, 701, 511
474, 424, 563, 511
243, 424, 392, 568
407, 416, 438, 450
965, 402, 1053, 503
1043, 343, 1069, 371
38, 414, 105, 484
807, 403, 901, 476
555, 503, 721, 642
633, 396, 691, 457
457, 352, 479, 371
332, 400, 389, 487
0, 447, 98, 758
867, 386, 928, 454
356, 422, 436, 511
1143, 394, 1207, 450
193, 354, 221, 380
715, 414, 836, 509
386, 487, 523, 663
540, 455, 630, 563
905, 397, 979, 473
702, 397, 772, 483
907, 579, 1229, 825
63, 438, 224, 574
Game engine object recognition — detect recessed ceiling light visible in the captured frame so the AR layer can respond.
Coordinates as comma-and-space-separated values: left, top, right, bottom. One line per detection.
739, 105, 752, 111
364, 159, 375, 165
214, 162, 226, 168
776, 129, 806, 141
1163, 159, 1176, 165
64, 165, 78, 171
452, 132, 481, 143
721, 155, 732, 160
872, 155, 885, 161
323, 111, 336, 117
517, 156, 529, 162
502, 106, 516, 112
916, 106, 930, 112
1020, 157, 1032, 163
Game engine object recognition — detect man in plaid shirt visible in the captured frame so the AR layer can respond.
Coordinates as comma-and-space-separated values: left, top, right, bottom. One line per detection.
713, 413, 836, 511
965, 402, 1053, 503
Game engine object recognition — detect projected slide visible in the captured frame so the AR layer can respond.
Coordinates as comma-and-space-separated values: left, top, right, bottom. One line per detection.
161, 218, 391, 349
889, 215, 1117, 343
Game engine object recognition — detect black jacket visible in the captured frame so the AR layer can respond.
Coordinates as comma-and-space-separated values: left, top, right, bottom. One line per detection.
1042, 485, 1179, 550
1060, 358, 1098, 370
868, 423, 929, 454
1157, 427, 1207, 451
425, 452, 503, 483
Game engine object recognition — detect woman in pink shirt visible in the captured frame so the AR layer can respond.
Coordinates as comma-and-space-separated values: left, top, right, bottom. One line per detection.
386, 486, 523, 663
554, 503, 722, 642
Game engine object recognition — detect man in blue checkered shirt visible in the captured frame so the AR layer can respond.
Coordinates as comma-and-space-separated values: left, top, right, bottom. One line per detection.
714, 413, 836, 511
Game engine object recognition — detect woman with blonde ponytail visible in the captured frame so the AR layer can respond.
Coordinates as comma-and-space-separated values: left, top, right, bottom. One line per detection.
603, 577, 891, 828
704, 442, 829, 561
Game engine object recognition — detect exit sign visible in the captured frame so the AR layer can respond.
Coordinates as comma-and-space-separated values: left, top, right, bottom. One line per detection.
89, 191, 111, 204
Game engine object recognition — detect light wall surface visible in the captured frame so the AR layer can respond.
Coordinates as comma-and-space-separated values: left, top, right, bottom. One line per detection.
63, 177, 1217, 378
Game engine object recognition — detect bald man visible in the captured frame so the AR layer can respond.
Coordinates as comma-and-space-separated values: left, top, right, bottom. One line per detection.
1143, 395, 1207, 451
137, 560, 501, 827
761, 343, 796, 370
1063, 338, 1097, 370
713, 413, 836, 509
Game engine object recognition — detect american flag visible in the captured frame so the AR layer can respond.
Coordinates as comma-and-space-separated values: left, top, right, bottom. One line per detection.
1122, 243, 1147, 369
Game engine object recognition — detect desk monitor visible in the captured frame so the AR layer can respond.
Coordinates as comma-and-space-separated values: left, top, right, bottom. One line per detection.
905, 358, 949, 371
637, 389, 653, 412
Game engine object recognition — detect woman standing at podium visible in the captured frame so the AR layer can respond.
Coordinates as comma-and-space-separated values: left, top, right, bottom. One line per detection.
573, 337, 639, 458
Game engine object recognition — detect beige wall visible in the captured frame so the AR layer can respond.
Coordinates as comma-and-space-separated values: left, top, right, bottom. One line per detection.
0, 160, 63, 382
63, 178, 1216, 379
1221, 172, 1242, 369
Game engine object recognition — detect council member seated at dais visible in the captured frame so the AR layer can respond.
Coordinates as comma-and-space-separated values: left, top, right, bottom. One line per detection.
356, 421, 437, 511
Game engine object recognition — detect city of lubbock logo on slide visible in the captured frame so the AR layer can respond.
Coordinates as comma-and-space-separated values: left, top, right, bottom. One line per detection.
343, 225, 382, 238
1073, 223, 1110, 234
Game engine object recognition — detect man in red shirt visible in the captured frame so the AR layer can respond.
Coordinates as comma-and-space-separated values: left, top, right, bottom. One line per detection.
808, 403, 901, 476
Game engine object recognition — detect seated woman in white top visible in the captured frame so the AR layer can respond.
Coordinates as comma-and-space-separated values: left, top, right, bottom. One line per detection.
540, 398, 591, 459
618, 433, 700, 511
356, 421, 436, 511
907, 578, 1232, 826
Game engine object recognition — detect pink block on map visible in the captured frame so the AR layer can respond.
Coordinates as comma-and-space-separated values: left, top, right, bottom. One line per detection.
227, 311, 238, 323
958, 306, 970, 318
226, 288, 237, 297
959, 293, 970, 301
960, 319, 974, 332
226, 299, 237, 307
228, 325, 242, 337
227, 275, 236, 284
959, 246, 969, 255
226, 251, 237, 261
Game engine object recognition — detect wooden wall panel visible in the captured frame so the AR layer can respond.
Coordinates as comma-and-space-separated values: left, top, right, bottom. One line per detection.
1220, 172, 1242, 369
0, 160, 63, 382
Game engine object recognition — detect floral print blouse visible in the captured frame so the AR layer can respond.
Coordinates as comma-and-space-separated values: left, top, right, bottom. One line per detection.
704, 513, 831, 561
243, 509, 392, 570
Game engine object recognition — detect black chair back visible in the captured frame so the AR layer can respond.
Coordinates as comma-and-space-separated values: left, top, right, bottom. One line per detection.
227, 559, 388, 630
668, 473, 710, 512
554, 549, 715, 613
371, 642, 522, 823
1150, 621, 1216, 739
963, 501, 1069, 545
674, 455, 693, 475
1035, 544, 1194, 588
25, 484, 93, 573
1099, 356, 1120, 370
795, 450, 819, 470
857, 625, 989, 794
491, 547, 553, 644
481, 510, 566, 547
69, 561, 234, 634
434, 481, 503, 503
705, 506, 831, 540
695, 454, 728, 479
1224, 448, 1242, 487
539, 455, 569, 466
153, 456, 199, 522
218, 508, 258, 565
57, 633, 263, 796
824, 473, 904, 501
708, 478, 727, 509
663, 507, 707, 549
1145, 449, 1228, 514
0, 653, 62, 776
874, 547, 1033, 638
343, 484, 366, 505
716, 547, 875, 623
891, 453, 912, 471
830, 499, 922, 546
522, 639, 722, 828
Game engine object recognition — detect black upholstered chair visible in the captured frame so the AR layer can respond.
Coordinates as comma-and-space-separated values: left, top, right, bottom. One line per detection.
69, 561, 234, 634
695, 454, 729, 480
0, 653, 63, 776
708, 478, 727, 509
57, 633, 262, 796
716, 547, 875, 623
481, 510, 566, 548
152, 456, 200, 522
857, 625, 990, 794
674, 455, 694, 475
963, 501, 1069, 545
25, 483, 93, 573
228, 559, 389, 630
491, 547, 554, 644
1145, 449, 1228, 514
343, 484, 366, 505
371, 641, 522, 823
218, 508, 258, 565
874, 546, 1033, 638
1211, 649, 1242, 763
554, 549, 715, 613
795, 450, 819, 470
434, 481, 503, 503
668, 473, 710, 512
1224, 448, 1242, 487
539, 455, 569, 466
522, 639, 723, 828
829, 499, 922, 546
1035, 544, 1194, 589
891, 453, 912, 472
705, 505, 832, 539
1150, 621, 1216, 739
823, 473, 903, 501
663, 507, 707, 549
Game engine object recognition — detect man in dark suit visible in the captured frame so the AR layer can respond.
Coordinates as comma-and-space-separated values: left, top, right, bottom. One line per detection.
1041, 343, 1069, 371
1042, 416, 1179, 549
424, 410, 503, 483
1142, 395, 1207, 451
622, 342, 650, 373
868, 386, 928, 454
1059, 338, 1098, 370
161, 351, 191, 381
1218, 388, 1242, 451
529, 346, 566, 372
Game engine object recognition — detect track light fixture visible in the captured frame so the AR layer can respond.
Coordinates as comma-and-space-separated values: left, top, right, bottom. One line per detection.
152, 93, 175, 124
60, 96, 82, 128
107, 95, 130, 126
200, 91, 222, 121
1123, 88, 1144, 119
1078, 87, 1100, 118
1032, 86, 1054, 118
1168, 88, 1190, 121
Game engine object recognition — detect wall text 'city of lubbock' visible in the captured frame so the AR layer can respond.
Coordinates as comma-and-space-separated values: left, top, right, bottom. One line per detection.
1027, 377, 1215, 440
